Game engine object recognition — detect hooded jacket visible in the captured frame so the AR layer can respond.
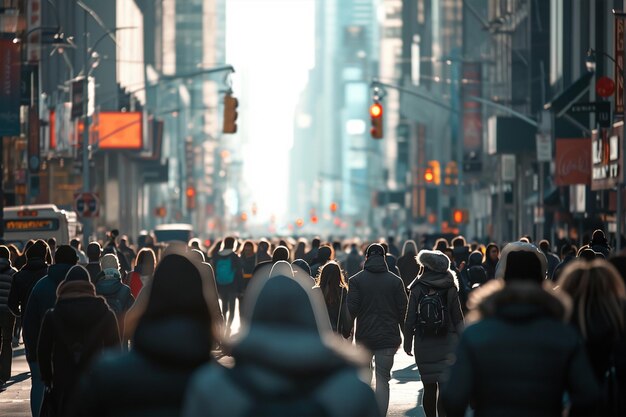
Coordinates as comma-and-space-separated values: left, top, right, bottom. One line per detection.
345, 248, 363, 278
182, 274, 379, 417
397, 241, 419, 289
441, 280, 600, 417
0, 259, 16, 313
7, 257, 48, 317
347, 253, 408, 351
38, 280, 120, 415
95, 271, 135, 336
404, 250, 464, 383
22, 263, 73, 362
71, 254, 215, 417
212, 249, 243, 291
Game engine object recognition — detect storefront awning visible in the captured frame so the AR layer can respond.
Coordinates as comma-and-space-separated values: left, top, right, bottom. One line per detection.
544, 72, 594, 117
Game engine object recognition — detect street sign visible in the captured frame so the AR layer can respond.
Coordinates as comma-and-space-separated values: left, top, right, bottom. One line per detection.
536, 133, 552, 162
74, 192, 100, 217
568, 101, 611, 128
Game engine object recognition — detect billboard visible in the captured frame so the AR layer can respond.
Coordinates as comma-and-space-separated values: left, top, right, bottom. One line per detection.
555, 138, 591, 186
591, 121, 624, 191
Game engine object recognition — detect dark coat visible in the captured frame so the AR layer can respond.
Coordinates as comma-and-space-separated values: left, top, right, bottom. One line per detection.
403, 270, 463, 383
182, 274, 379, 417
345, 249, 363, 278
70, 254, 214, 417
95, 276, 134, 336
22, 263, 73, 362
0, 260, 16, 313
397, 254, 419, 290
481, 258, 498, 281
347, 254, 408, 351
542, 250, 560, 279
85, 263, 101, 283
316, 287, 352, 339
441, 281, 601, 417
7, 257, 47, 317
38, 282, 120, 415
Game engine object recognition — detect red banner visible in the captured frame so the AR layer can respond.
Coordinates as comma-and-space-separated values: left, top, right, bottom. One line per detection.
555, 138, 591, 186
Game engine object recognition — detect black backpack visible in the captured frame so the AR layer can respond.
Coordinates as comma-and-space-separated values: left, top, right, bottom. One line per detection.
416, 283, 448, 334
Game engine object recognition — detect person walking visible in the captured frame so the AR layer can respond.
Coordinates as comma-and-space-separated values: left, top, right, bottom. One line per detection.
539, 239, 560, 279
441, 242, 600, 417
403, 249, 464, 417
347, 243, 408, 416
128, 248, 156, 298
255, 239, 272, 264
70, 253, 217, 416
310, 245, 334, 277
314, 261, 352, 339
238, 240, 257, 294
457, 251, 488, 312
345, 243, 363, 278
558, 259, 626, 416
212, 237, 243, 336
70, 239, 88, 265
85, 242, 102, 283
37, 265, 120, 416
22, 245, 77, 417
182, 271, 380, 417
304, 237, 321, 265
0, 246, 17, 386
397, 240, 419, 290
95, 254, 134, 338
481, 243, 499, 280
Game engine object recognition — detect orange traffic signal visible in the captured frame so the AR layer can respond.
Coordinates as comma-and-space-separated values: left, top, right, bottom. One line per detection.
311, 215, 318, 224
186, 186, 196, 210
424, 167, 434, 183
223, 94, 239, 134
296, 218, 304, 228
240, 212, 248, 222
451, 208, 469, 225
330, 202, 338, 213
370, 102, 383, 139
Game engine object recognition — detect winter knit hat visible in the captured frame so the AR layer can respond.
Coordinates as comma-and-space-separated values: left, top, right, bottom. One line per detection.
64, 265, 91, 282
55, 245, 79, 265
27, 240, 48, 260
100, 253, 120, 272
416, 249, 450, 273
495, 242, 547, 284
366, 243, 385, 258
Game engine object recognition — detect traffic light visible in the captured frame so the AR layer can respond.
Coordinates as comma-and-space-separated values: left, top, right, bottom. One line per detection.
223, 93, 239, 134
186, 186, 196, 210
370, 102, 383, 139
330, 202, 338, 213
451, 208, 469, 225
425, 160, 441, 185
296, 218, 304, 228
310, 215, 318, 224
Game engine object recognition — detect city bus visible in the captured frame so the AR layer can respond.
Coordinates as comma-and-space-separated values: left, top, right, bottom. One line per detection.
3, 204, 83, 249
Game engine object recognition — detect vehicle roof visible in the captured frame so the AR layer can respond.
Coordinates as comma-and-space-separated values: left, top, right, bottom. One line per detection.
154, 223, 193, 231
4, 204, 63, 213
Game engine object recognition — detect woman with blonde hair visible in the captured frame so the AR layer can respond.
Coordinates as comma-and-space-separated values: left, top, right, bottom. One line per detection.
558, 259, 626, 416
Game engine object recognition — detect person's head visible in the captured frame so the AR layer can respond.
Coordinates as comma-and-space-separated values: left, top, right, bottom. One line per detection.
485, 243, 499, 263
402, 240, 418, 256
416, 250, 451, 274
87, 242, 102, 262
495, 242, 547, 284
539, 239, 551, 253
311, 237, 321, 249
100, 253, 120, 275
591, 229, 608, 246
451, 236, 466, 248
558, 260, 626, 339
47, 237, 56, 250
561, 244, 577, 260
23, 239, 35, 254
239, 240, 256, 257
433, 238, 449, 252
579, 248, 602, 261
63, 264, 91, 284
316, 261, 347, 305
0, 246, 11, 266
257, 239, 270, 253
365, 243, 385, 259
332, 241, 342, 252
135, 248, 156, 276
70, 238, 81, 250
519, 236, 530, 244
27, 239, 49, 262
468, 251, 484, 267
139, 254, 215, 354
272, 246, 290, 263
221, 236, 237, 251
109, 229, 120, 241
188, 238, 202, 250
443, 247, 454, 263
316, 245, 334, 264
54, 245, 79, 266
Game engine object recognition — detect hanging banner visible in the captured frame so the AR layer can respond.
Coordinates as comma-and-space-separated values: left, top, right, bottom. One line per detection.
615, 17, 624, 115
555, 138, 591, 185
0, 38, 21, 136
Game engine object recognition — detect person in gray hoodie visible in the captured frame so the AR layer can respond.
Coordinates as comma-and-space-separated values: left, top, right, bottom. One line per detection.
95, 253, 134, 337
182, 270, 380, 417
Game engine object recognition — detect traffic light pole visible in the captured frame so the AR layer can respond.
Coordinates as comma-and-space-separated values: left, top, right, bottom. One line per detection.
82, 8, 92, 247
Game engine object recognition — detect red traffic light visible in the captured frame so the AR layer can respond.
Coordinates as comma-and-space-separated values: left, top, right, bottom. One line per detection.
186, 186, 196, 198
370, 103, 383, 118
296, 218, 304, 228
424, 168, 434, 183
330, 202, 338, 213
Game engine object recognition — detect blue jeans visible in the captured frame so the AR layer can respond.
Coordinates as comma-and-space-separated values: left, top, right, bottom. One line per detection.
367, 347, 396, 416
28, 361, 44, 417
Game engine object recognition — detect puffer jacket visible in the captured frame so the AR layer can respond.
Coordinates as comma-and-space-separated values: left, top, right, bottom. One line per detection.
0, 259, 16, 313
441, 280, 601, 417
347, 254, 408, 351
182, 274, 380, 417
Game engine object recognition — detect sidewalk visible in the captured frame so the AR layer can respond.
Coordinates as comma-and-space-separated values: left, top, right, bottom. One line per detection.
387, 349, 425, 417
0, 347, 31, 417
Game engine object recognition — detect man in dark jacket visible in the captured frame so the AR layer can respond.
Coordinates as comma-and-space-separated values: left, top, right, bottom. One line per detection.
397, 240, 419, 290
0, 246, 17, 385
85, 242, 102, 283
441, 242, 600, 417
345, 243, 363, 277
347, 243, 408, 416
304, 237, 321, 265
539, 239, 560, 279
22, 245, 77, 417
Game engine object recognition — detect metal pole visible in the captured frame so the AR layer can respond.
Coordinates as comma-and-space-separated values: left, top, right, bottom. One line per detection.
82, 9, 92, 246
537, 161, 544, 240
617, 184, 622, 252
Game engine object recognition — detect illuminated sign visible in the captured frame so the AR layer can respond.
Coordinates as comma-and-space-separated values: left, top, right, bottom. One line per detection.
5, 219, 59, 232
17, 210, 38, 217
591, 121, 624, 190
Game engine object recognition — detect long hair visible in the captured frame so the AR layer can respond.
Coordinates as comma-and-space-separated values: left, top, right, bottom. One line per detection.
135, 248, 156, 276
238, 240, 257, 257
558, 259, 626, 339
315, 261, 347, 306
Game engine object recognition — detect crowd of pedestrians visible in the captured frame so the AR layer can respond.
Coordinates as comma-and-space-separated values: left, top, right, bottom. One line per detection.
0, 230, 624, 417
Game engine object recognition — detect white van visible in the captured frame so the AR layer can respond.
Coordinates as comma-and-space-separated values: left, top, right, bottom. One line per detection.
153, 223, 194, 244
3, 204, 83, 249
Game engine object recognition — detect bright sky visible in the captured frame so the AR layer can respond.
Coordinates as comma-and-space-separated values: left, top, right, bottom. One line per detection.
226, 0, 315, 220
